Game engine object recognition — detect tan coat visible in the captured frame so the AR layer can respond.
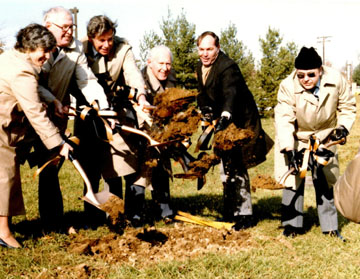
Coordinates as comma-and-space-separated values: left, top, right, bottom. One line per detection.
82, 37, 148, 186
0, 49, 63, 216
39, 38, 108, 110
274, 66, 356, 188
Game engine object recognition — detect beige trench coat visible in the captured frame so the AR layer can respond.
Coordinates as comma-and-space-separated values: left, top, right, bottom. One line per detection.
274, 66, 356, 189
0, 49, 63, 216
82, 36, 148, 186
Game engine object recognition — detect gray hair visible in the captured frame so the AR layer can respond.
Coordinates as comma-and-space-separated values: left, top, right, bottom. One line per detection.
148, 45, 173, 62
43, 6, 72, 24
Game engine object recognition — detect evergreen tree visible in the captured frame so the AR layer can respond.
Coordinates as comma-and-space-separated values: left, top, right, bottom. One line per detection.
219, 23, 257, 94
257, 27, 297, 116
160, 9, 198, 88
139, 30, 163, 65
139, 9, 198, 88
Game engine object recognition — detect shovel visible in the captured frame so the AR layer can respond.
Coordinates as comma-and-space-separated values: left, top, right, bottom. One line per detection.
68, 152, 122, 212
279, 138, 345, 186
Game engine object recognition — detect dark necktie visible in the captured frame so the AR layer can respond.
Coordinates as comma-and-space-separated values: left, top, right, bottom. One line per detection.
53, 47, 60, 60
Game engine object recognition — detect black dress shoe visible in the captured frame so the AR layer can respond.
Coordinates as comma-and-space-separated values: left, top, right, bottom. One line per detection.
283, 225, 303, 238
323, 230, 346, 242
232, 215, 255, 231
0, 238, 17, 249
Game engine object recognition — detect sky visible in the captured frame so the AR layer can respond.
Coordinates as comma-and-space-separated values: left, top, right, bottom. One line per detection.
0, 0, 359, 70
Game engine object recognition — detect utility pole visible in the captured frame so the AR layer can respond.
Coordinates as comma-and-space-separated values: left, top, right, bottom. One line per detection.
70, 7, 79, 39
317, 36, 331, 65
346, 61, 353, 83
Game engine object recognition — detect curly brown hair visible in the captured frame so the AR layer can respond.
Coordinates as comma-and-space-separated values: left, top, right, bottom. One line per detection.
14, 23, 56, 53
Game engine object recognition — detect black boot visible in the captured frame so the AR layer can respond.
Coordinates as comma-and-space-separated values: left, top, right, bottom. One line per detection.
323, 230, 346, 242
125, 185, 145, 228
232, 215, 256, 231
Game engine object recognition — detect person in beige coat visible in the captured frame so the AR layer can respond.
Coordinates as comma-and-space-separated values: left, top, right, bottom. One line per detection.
274, 47, 356, 240
34, 6, 109, 232
0, 24, 72, 248
81, 15, 150, 227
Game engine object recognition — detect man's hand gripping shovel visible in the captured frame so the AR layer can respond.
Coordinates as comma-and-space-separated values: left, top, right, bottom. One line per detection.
279, 137, 345, 186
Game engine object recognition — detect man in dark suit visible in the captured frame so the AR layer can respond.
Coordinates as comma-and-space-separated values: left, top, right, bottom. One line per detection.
196, 31, 269, 230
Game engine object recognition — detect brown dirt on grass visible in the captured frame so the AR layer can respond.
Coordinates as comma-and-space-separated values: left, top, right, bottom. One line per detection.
251, 174, 284, 191
213, 123, 255, 151
67, 223, 251, 267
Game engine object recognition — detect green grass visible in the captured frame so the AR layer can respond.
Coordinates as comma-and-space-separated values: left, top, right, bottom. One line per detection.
2, 99, 360, 278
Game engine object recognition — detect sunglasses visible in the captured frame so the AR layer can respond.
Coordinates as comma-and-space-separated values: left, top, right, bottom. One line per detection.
296, 72, 317, 79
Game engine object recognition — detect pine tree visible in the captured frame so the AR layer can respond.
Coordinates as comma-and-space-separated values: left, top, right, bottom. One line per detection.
219, 23, 256, 94
257, 27, 297, 116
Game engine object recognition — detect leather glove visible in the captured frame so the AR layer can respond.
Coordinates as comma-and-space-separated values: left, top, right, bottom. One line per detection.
215, 116, 231, 133
285, 150, 300, 175
200, 106, 214, 123
330, 125, 349, 145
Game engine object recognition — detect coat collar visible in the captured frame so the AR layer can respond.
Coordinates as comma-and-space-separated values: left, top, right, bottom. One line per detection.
12, 48, 41, 74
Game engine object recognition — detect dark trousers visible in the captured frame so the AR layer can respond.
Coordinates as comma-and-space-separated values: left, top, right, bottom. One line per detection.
35, 141, 64, 228
220, 149, 252, 220
151, 159, 173, 218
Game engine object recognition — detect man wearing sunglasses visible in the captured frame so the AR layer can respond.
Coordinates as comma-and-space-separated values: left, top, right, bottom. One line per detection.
274, 47, 356, 240
35, 6, 109, 233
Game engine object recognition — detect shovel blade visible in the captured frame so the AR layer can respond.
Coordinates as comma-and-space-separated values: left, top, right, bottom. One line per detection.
82, 189, 124, 214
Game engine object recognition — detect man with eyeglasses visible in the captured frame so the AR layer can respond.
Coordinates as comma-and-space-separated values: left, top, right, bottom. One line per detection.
35, 6, 109, 233
274, 47, 356, 240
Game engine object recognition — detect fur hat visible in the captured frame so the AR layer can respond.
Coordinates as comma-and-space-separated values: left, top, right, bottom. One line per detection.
295, 47, 322, 69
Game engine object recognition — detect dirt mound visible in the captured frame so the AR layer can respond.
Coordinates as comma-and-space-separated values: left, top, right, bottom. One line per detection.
251, 174, 284, 191
67, 223, 251, 267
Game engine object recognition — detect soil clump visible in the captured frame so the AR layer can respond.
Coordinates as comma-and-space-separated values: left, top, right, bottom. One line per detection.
213, 123, 255, 151
175, 153, 220, 178
152, 88, 198, 120
251, 174, 284, 191
99, 196, 126, 233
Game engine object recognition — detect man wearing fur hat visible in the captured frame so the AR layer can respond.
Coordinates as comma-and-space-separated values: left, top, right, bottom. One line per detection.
274, 46, 356, 240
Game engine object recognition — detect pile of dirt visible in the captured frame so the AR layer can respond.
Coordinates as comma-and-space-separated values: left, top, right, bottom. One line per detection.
251, 174, 284, 191
67, 223, 251, 267
213, 123, 255, 151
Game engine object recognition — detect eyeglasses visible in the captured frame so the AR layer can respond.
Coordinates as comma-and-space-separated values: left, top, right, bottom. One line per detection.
51, 22, 76, 32
296, 72, 317, 79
